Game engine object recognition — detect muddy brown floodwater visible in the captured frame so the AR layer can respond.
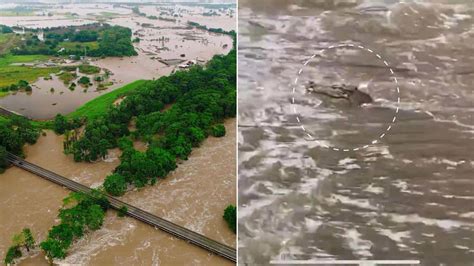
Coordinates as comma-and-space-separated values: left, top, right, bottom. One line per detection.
0, 119, 236, 265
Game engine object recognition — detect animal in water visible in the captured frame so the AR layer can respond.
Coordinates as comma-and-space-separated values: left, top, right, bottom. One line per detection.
306, 82, 373, 106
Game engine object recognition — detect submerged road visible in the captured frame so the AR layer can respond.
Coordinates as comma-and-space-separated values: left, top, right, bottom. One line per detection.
6, 153, 236, 262
0, 106, 27, 119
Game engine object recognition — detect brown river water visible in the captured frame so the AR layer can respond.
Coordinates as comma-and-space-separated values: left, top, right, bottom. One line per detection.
0, 119, 236, 263
238, 0, 474, 265
0, 3, 234, 119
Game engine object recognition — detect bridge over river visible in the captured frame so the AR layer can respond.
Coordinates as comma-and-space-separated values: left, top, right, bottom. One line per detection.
6, 152, 236, 262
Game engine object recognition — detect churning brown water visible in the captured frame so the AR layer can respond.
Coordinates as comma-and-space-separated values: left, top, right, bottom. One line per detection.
238, 0, 474, 265
0, 119, 235, 265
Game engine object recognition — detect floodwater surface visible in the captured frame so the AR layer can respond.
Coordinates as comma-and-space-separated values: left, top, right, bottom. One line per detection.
238, 0, 474, 265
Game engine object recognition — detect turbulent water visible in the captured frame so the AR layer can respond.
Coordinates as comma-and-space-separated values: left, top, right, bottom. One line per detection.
238, 0, 474, 265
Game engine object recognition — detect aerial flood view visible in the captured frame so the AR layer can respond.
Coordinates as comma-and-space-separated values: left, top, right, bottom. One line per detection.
0, 0, 236, 265
238, 0, 473, 265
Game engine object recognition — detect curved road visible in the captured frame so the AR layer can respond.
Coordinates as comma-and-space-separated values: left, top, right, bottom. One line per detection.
0, 106, 26, 118
6, 153, 236, 262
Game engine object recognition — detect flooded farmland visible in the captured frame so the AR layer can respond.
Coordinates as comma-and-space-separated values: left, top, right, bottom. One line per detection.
0, 3, 234, 119
0, 119, 236, 265
238, 0, 474, 265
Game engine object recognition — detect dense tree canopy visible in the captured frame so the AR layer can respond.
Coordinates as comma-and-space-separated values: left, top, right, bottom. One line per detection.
12, 24, 137, 57
93, 26, 137, 57
0, 116, 40, 158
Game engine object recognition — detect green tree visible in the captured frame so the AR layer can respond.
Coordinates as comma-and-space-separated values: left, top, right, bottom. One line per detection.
104, 173, 127, 196
53, 114, 68, 134
211, 124, 226, 137
223, 205, 236, 233
118, 206, 128, 217
0, 146, 7, 174
78, 76, 91, 86
4, 245, 21, 265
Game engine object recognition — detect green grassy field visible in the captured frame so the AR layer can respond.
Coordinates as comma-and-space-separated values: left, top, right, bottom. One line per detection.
59, 41, 99, 51
0, 55, 59, 87
66, 79, 147, 120
0, 10, 34, 16
0, 91, 10, 98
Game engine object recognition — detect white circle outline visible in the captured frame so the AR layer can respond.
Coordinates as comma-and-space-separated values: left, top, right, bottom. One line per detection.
291, 43, 400, 152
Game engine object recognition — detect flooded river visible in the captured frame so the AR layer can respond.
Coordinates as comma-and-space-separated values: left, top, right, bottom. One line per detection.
0, 119, 236, 265
0, 3, 234, 119
238, 0, 474, 265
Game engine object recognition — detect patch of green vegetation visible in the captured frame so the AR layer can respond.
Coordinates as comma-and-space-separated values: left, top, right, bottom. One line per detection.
3, 228, 36, 264
0, 54, 50, 67
40, 190, 109, 262
78, 76, 91, 86
118, 205, 128, 217
67, 80, 147, 120
0, 10, 34, 16
211, 124, 226, 137
58, 71, 76, 85
78, 64, 100, 75
14, 24, 137, 57
0, 55, 56, 88
98, 12, 120, 18
58, 41, 99, 51
0, 33, 21, 54
223, 205, 236, 233
0, 91, 9, 98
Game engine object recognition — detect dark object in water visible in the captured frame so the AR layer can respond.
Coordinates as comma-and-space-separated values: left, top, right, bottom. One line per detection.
306, 82, 373, 106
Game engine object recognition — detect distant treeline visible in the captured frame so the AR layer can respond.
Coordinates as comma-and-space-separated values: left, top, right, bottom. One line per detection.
187, 21, 236, 37
0, 25, 13, 34
9, 24, 137, 57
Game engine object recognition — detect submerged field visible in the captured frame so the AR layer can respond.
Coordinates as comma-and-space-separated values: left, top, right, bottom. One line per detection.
0, 55, 59, 88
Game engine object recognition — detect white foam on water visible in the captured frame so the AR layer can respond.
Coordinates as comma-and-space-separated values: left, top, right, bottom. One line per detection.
338, 157, 361, 170
363, 183, 384, 194
376, 228, 410, 243
460, 212, 474, 219
385, 213, 473, 231
342, 228, 373, 258
305, 217, 322, 233
392, 180, 423, 195
327, 194, 378, 211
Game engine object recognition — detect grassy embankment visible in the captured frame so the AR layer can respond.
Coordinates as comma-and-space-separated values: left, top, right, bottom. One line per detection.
67, 79, 147, 120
